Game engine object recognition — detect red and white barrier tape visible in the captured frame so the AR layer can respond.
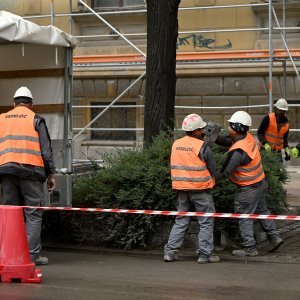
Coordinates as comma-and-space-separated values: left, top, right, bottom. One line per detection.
6, 205, 299, 221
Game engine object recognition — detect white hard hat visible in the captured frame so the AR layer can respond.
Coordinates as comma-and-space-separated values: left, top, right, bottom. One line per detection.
182, 113, 206, 131
14, 86, 33, 100
228, 111, 252, 126
274, 98, 288, 111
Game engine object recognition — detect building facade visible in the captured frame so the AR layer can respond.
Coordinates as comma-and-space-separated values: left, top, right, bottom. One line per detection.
1, 0, 299, 159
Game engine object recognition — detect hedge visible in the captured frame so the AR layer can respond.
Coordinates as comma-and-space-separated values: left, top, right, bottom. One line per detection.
43, 131, 288, 249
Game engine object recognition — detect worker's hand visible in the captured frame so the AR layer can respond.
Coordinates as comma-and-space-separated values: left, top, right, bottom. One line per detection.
292, 147, 300, 158
47, 174, 56, 191
284, 147, 291, 161
264, 143, 272, 152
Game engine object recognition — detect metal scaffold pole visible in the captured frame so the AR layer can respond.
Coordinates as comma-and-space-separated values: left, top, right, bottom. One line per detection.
50, 0, 54, 25
283, 0, 287, 99
269, 0, 273, 113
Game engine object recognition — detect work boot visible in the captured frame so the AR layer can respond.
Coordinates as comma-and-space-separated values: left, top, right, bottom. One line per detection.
232, 247, 258, 257
269, 236, 284, 252
163, 253, 178, 262
198, 254, 220, 264
198, 253, 220, 264
33, 256, 49, 266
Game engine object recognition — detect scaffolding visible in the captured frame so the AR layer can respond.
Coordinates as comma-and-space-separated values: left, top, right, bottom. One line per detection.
23, 1, 300, 142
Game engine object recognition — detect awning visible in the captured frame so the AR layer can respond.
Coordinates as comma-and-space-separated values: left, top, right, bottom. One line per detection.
0, 10, 77, 48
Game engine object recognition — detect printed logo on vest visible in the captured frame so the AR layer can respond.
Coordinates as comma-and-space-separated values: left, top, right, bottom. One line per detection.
5, 114, 27, 118
176, 146, 193, 151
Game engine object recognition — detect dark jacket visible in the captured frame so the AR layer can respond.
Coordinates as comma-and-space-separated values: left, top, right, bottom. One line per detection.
257, 113, 289, 149
215, 134, 264, 187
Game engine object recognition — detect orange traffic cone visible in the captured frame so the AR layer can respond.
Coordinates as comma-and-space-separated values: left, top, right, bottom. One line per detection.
0, 206, 42, 283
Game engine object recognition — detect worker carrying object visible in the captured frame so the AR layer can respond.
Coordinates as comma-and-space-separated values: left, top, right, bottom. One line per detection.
257, 98, 290, 161
0, 86, 56, 266
215, 111, 284, 257
164, 113, 220, 264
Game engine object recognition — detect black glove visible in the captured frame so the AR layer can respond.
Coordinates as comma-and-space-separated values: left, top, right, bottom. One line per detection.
284, 147, 291, 161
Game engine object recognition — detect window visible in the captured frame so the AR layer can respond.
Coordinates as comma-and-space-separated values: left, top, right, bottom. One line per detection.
91, 102, 136, 141
92, 0, 145, 9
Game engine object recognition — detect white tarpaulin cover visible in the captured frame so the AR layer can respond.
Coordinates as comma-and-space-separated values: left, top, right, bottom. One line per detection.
0, 10, 76, 48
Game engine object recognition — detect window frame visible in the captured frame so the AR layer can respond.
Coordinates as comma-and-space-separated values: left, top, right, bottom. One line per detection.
90, 101, 137, 141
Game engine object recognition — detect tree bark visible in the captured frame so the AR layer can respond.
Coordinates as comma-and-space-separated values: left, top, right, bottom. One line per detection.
144, 0, 180, 146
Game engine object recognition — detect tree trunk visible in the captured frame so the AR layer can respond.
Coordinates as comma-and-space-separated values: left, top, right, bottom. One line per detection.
144, 0, 180, 146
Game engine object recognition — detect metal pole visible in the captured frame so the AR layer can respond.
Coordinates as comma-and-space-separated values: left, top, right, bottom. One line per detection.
69, 0, 73, 34
73, 71, 146, 140
74, 26, 297, 39
269, 0, 273, 113
77, 0, 146, 58
65, 48, 73, 173
282, 0, 287, 98
50, 0, 54, 25
23, 3, 269, 20
64, 47, 73, 206
179, 3, 268, 11
272, 7, 300, 77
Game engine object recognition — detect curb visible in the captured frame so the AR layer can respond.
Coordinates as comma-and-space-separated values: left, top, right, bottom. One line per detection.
43, 220, 300, 265
43, 242, 300, 265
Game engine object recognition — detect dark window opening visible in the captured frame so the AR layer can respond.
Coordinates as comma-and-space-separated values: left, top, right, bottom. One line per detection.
91, 102, 136, 141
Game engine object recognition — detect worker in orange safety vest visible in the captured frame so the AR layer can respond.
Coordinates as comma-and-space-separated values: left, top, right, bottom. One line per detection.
164, 113, 220, 264
257, 98, 290, 161
215, 111, 284, 257
0, 86, 56, 266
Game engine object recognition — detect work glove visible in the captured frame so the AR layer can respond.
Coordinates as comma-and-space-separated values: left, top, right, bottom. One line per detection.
292, 147, 300, 158
203, 122, 222, 146
264, 143, 272, 152
284, 147, 291, 161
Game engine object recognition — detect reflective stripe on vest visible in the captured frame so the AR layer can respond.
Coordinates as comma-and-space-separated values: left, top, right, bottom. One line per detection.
229, 133, 265, 186
264, 112, 289, 150
170, 136, 215, 190
0, 106, 44, 167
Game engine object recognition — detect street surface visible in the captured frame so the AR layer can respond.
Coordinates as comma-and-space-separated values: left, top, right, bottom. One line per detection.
1, 249, 299, 300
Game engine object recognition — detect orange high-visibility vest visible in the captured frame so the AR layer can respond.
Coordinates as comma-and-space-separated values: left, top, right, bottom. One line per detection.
263, 112, 289, 151
229, 133, 265, 186
171, 136, 215, 190
0, 106, 44, 167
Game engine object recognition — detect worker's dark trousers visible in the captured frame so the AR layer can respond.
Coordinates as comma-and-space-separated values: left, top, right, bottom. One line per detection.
164, 190, 215, 256
234, 180, 279, 248
2, 174, 44, 261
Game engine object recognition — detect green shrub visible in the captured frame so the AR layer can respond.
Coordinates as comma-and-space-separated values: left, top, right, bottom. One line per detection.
43, 131, 289, 249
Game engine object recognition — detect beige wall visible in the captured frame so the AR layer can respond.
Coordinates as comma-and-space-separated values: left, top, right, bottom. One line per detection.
72, 61, 300, 159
